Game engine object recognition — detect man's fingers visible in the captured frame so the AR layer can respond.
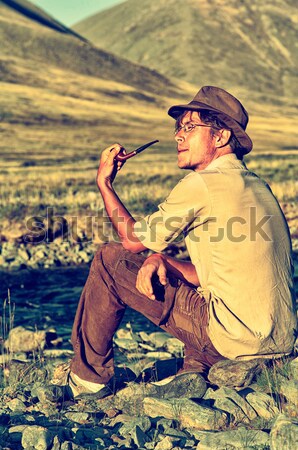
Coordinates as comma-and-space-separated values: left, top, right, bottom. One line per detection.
157, 265, 168, 285
136, 269, 155, 300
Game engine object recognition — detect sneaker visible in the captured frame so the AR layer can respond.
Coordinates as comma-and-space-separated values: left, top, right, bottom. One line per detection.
51, 362, 136, 400
68, 371, 111, 399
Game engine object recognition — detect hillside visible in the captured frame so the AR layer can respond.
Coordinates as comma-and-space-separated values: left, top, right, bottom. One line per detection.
74, 0, 298, 100
0, 0, 177, 97
0, 0, 188, 163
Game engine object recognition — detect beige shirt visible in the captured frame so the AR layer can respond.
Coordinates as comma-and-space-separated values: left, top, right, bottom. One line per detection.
134, 154, 297, 359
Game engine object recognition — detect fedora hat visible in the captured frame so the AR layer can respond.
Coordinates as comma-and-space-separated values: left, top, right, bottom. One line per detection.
168, 86, 253, 154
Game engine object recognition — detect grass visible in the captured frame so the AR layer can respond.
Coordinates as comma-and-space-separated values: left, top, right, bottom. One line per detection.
0, 148, 297, 245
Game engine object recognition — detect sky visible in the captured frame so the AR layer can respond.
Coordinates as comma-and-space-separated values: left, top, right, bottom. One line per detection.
29, 0, 125, 26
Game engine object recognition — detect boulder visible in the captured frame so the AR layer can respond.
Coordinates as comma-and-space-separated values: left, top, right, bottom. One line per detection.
195, 427, 269, 449
279, 378, 298, 407
204, 386, 257, 421
208, 359, 269, 387
5, 326, 47, 353
21, 425, 53, 450
245, 391, 279, 419
143, 397, 228, 430
270, 414, 298, 450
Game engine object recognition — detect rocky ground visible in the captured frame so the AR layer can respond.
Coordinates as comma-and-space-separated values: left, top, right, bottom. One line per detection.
0, 325, 298, 450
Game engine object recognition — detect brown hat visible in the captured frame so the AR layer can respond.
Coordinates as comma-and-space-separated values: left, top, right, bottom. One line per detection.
168, 86, 253, 154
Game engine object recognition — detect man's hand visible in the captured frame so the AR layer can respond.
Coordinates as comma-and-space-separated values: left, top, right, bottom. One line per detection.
136, 254, 167, 300
97, 143, 126, 190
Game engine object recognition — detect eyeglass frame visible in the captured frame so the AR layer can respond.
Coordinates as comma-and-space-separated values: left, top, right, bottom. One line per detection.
174, 122, 213, 136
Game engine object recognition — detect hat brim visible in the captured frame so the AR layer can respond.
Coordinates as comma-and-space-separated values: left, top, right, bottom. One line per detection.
168, 101, 253, 154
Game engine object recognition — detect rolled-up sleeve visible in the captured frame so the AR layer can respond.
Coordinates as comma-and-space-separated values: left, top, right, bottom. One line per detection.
133, 172, 210, 252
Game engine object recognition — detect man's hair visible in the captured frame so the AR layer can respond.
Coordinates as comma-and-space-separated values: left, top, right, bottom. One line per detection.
176, 110, 244, 159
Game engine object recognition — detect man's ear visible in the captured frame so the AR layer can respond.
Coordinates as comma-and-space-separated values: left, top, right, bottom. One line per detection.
215, 129, 231, 148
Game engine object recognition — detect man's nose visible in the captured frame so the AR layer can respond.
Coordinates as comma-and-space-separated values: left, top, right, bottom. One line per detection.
174, 131, 184, 142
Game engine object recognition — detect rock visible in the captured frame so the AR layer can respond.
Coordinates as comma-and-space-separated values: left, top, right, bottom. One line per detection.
279, 378, 298, 407
153, 372, 207, 399
65, 412, 90, 424
9, 425, 28, 443
139, 331, 151, 342
114, 338, 139, 350
133, 425, 151, 447
146, 351, 173, 359
195, 427, 269, 449
143, 397, 228, 430
213, 397, 249, 423
208, 359, 269, 388
289, 357, 298, 380
148, 332, 171, 348
18, 248, 30, 261
34, 385, 64, 403
155, 435, 181, 450
115, 382, 159, 414
204, 386, 257, 421
119, 416, 151, 438
7, 398, 27, 412
5, 326, 47, 352
21, 425, 53, 450
165, 338, 184, 356
270, 414, 298, 450
245, 391, 279, 419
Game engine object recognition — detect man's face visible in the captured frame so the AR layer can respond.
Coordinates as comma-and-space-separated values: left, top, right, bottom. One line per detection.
174, 111, 219, 171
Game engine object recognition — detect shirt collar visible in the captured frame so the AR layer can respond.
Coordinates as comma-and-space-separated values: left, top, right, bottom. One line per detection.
205, 153, 247, 170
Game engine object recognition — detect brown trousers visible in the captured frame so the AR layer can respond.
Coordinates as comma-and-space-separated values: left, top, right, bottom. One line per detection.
70, 243, 224, 384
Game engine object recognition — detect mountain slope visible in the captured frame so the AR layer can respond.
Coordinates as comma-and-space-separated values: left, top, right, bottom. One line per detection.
74, 0, 298, 98
0, 0, 177, 97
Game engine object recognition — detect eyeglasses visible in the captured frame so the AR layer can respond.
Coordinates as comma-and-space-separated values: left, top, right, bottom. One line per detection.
174, 122, 212, 136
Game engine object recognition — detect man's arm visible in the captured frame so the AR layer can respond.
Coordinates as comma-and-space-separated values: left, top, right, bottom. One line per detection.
136, 253, 200, 300
96, 143, 146, 253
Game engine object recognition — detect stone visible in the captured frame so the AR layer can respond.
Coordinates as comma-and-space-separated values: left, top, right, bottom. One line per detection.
155, 435, 181, 450
270, 414, 298, 450
279, 378, 298, 406
18, 248, 30, 261
153, 372, 207, 399
5, 326, 47, 353
114, 338, 139, 350
119, 416, 151, 438
9, 425, 28, 443
245, 391, 279, 419
148, 332, 171, 348
7, 398, 27, 412
133, 425, 151, 447
65, 412, 90, 424
34, 385, 64, 403
165, 338, 184, 356
208, 359, 269, 388
213, 397, 249, 423
204, 386, 257, 420
289, 357, 298, 380
146, 351, 173, 359
143, 397, 228, 430
195, 427, 269, 449
21, 425, 53, 450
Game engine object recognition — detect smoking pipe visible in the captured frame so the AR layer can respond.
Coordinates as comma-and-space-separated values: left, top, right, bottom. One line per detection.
115, 140, 159, 162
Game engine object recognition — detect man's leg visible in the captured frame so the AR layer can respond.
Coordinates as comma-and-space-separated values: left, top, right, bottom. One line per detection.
70, 243, 224, 385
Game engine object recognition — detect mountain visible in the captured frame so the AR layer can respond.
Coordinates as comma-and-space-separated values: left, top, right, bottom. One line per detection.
0, 0, 177, 97
74, 0, 298, 99
0, 0, 188, 162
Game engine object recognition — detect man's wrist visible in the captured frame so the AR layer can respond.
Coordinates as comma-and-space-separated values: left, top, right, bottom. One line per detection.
146, 253, 166, 263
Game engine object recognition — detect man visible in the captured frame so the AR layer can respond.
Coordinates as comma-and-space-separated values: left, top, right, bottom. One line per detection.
66, 86, 297, 397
